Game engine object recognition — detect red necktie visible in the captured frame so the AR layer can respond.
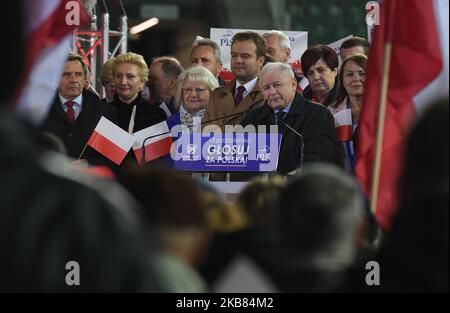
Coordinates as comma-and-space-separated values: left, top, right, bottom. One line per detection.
66, 101, 75, 123
234, 85, 246, 106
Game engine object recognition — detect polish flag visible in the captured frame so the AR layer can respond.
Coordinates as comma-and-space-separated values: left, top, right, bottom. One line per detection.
355, 0, 448, 230
15, 0, 90, 126
132, 121, 173, 164
87, 117, 135, 165
334, 109, 353, 142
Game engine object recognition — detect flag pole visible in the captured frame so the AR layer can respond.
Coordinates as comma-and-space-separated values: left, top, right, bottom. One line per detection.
78, 143, 88, 159
370, 43, 392, 214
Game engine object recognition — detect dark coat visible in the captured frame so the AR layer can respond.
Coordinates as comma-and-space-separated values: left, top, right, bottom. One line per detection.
40, 91, 118, 168
111, 93, 167, 166
203, 79, 265, 131
0, 110, 165, 292
111, 93, 166, 133
241, 93, 337, 174
303, 81, 337, 107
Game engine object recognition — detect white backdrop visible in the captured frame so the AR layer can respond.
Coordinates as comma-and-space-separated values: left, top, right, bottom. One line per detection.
210, 28, 308, 71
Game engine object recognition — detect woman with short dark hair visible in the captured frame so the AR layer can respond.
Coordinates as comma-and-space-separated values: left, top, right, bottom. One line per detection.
301, 45, 339, 106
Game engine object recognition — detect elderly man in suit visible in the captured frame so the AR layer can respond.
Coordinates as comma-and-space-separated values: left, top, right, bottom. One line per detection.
41, 53, 117, 167
241, 62, 337, 174
203, 31, 266, 131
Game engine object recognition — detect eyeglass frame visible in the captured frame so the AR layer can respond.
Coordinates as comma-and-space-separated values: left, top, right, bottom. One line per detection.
181, 86, 209, 95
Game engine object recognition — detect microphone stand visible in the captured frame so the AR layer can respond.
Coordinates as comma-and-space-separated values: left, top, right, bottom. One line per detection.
277, 116, 305, 171
139, 108, 253, 165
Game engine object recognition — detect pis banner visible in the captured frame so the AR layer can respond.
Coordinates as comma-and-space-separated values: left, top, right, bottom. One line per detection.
172, 132, 281, 172
210, 28, 308, 72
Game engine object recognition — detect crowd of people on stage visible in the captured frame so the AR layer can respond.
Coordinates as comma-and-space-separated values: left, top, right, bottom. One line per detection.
38, 31, 373, 175
1, 4, 448, 292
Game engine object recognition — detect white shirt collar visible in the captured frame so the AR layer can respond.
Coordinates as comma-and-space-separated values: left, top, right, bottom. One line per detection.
236, 76, 258, 96
274, 102, 293, 114
59, 93, 83, 107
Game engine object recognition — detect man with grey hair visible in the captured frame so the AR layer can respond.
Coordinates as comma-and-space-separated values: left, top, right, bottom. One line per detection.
190, 38, 225, 86
263, 30, 306, 93
279, 163, 367, 292
241, 62, 336, 174
41, 52, 118, 168
262, 30, 291, 64
148, 56, 184, 118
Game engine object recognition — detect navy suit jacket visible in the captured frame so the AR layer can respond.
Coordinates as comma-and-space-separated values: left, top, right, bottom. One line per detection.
41, 91, 118, 168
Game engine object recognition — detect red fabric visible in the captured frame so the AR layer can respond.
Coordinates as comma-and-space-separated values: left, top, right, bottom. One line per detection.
133, 136, 174, 164
355, 0, 443, 230
14, 0, 90, 102
336, 125, 353, 142
87, 131, 128, 165
65, 101, 75, 123
219, 69, 235, 83
81, 166, 116, 179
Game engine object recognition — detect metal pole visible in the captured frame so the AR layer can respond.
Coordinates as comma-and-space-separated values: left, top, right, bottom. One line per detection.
89, 14, 98, 89
72, 31, 77, 53
120, 15, 128, 54
101, 13, 110, 64
100, 13, 110, 99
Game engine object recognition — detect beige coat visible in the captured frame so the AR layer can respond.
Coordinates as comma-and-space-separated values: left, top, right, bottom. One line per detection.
202, 79, 265, 131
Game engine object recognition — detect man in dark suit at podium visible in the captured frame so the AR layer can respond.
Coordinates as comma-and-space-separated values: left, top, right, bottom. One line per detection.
241, 62, 337, 174
41, 53, 117, 167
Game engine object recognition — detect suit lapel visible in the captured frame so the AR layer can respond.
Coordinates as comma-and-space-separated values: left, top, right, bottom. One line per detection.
216, 82, 235, 118
76, 95, 90, 123
225, 81, 264, 124
281, 93, 307, 140
52, 96, 72, 125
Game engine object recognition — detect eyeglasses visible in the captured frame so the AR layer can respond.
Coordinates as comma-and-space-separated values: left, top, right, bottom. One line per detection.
182, 87, 208, 95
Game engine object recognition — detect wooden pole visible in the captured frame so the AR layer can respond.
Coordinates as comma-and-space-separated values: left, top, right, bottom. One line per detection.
78, 143, 88, 160
370, 43, 392, 214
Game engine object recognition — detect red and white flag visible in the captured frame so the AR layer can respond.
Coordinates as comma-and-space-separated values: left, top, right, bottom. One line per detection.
356, 0, 448, 230
132, 121, 173, 164
334, 109, 353, 142
87, 117, 135, 165
15, 0, 90, 126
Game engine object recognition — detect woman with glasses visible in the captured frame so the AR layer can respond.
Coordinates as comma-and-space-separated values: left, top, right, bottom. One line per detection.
329, 54, 368, 173
167, 66, 219, 131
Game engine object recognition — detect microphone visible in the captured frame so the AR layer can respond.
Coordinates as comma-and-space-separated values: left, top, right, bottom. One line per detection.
140, 131, 171, 165
275, 113, 305, 171
140, 108, 254, 165
200, 107, 253, 129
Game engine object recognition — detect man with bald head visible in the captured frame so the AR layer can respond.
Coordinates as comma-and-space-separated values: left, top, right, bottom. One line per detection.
148, 56, 184, 118
241, 62, 337, 174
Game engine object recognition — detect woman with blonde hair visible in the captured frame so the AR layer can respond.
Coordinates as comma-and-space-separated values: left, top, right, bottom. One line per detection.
111, 52, 165, 133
